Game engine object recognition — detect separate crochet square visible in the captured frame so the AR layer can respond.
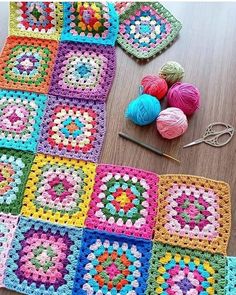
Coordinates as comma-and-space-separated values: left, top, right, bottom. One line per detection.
0, 149, 34, 215
117, 2, 182, 59
0, 213, 18, 287
0, 89, 47, 152
73, 229, 152, 295
146, 242, 226, 295
226, 257, 236, 294
4, 217, 83, 295
154, 175, 231, 255
86, 164, 158, 239
62, 2, 119, 45
49, 42, 116, 101
9, 2, 63, 40
0, 36, 58, 93
21, 154, 96, 228
37, 96, 106, 162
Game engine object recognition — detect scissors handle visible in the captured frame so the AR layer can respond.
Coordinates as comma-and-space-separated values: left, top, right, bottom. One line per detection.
203, 122, 234, 147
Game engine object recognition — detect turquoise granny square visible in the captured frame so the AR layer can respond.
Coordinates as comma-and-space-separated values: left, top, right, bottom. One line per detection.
0, 89, 47, 152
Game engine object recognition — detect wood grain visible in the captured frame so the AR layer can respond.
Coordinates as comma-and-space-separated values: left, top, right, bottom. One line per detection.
0, 2, 236, 295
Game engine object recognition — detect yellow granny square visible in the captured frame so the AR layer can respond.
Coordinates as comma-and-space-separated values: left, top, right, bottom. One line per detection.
21, 154, 96, 227
9, 2, 63, 41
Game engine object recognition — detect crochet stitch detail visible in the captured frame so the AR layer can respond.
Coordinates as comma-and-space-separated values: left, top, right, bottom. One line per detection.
117, 2, 182, 59
86, 164, 159, 239
0, 148, 34, 215
21, 153, 96, 228
49, 42, 116, 101
0, 89, 47, 152
61, 2, 119, 46
72, 229, 152, 295
146, 242, 226, 295
0, 36, 58, 93
226, 257, 236, 294
4, 217, 83, 295
9, 2, 63, 41
154, 174, 231, 255
0, 213, 18, 287
37, 95, 106, 162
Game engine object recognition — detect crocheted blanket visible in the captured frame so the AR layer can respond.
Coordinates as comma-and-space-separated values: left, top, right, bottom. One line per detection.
0, 2, 234, 295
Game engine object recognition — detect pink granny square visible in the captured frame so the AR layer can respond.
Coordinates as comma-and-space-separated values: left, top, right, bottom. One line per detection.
85, 164, 159, 239
0, 213, 18, 286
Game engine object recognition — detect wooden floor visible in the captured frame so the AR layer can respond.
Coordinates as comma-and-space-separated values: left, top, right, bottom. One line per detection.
0, 2, 236, 295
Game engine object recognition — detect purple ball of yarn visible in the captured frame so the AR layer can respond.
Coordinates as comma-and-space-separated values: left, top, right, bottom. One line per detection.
167, 82, 200, 115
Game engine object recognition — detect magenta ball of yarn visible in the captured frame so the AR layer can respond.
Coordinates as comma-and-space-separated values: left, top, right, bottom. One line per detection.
167, 82, 200, 115
156, 107, 188, 139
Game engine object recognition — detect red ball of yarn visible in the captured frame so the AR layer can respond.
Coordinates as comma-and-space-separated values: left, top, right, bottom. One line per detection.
141, 75, 168, 100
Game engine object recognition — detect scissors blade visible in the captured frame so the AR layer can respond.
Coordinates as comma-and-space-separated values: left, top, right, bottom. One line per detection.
183, 138, 204, 148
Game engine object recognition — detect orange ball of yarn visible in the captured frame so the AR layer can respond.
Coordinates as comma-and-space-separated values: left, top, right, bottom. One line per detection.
141, 75, 168, 100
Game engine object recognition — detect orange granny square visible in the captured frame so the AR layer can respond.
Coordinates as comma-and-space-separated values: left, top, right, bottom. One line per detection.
0, 36, 58, 94
154, 174, 231, 255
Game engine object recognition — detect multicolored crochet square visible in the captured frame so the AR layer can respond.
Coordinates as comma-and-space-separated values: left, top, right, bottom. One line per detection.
0, 89, 47, 152
62, 2, 119, 46
0, 36, 58, 93
117, 2, 182, 59
226, 257, 236, 294
4, 217, 83, 294
21, 153, 96, 227
73, 229, 152, 294
9, 2, 63, 40
49, 42, 116, 101
86, 164, 158, 239
0, 149, 34, 215
37, 96, 106, 162
146, 242, 226, 295
0, 213, 18, 287
154, 175, 231, 255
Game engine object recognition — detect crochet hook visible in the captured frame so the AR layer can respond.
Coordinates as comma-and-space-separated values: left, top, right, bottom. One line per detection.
119, 132, 180, 163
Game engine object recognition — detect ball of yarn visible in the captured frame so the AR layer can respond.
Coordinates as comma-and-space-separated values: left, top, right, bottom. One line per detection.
159, 61, 184, 85
141, 75, 168, 100
167, 82, 200, 116
125, 94, 161, 126
156, 107, 188, 139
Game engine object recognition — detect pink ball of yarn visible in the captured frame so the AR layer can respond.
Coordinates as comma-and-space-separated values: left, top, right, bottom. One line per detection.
141, 75, 168, 100
167, 82, 200, 115
156, 107, 188, 139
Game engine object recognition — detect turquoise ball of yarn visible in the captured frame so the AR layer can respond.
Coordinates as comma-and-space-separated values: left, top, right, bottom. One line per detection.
125, 94, 161, 126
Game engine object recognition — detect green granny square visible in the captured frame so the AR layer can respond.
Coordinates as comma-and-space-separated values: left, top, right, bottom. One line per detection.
0, 149, 34, 214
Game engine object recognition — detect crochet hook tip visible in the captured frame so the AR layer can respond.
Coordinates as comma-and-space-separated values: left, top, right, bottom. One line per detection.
163, 153, 180, 163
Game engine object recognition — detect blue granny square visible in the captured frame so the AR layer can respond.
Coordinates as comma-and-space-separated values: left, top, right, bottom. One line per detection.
226, 257, 236, 294
4, 217, 83, 295
72, 229, 152, 295
0, 89, 47, 152
61, 2, 119, 45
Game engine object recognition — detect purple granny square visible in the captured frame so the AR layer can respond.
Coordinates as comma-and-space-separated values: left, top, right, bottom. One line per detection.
49, 42, 116, 101
37, 95, 106, 162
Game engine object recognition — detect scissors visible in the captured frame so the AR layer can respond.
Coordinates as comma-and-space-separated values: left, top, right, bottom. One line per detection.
183, 122, 234, 148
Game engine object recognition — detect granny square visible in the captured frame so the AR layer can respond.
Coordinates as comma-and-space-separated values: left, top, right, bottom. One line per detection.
154, 175, 231, 255
146, 242, 226, 295
37, 96, 106, 162
21, 153, 96, 228
226, 257, 236, 294
117, 2, 182, 59
4, 217, 83, 295
0, 36, 58, 93
0, 89, 47, 152
9, 2, 63, 41
61, 2, 119, 46
86, 164, 158, 239
49, 42, 116, 101
0, 213, 18, 287
73, 229, 152, 295
0, 149, 34, 215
